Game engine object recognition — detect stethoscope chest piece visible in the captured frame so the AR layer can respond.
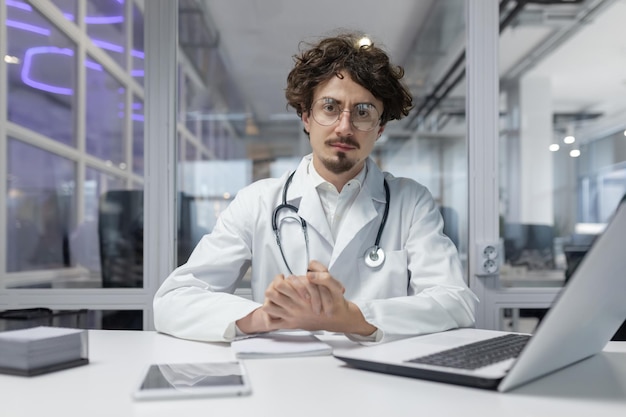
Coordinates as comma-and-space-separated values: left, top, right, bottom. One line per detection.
274, 171, 390, 272
364, 246, 385, 268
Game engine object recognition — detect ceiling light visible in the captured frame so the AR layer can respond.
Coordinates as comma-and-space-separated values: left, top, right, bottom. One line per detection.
623, 129, 626, 137
569, 149, 581, 158
549, 144, 560, 152
4, 55, 20, 64
563, 135, 575, 144
357, 36, 372, 48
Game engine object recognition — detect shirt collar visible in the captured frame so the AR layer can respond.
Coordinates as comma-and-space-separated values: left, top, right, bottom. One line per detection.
307, 160, 367, 193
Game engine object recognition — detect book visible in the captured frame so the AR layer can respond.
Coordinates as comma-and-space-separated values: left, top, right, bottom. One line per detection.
0, 326, 89, 376
231, 331, 332, 359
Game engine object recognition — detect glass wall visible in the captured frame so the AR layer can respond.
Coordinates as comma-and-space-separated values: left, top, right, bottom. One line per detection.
2, 0, 145, 291
498, 0, 626, 298
12, 1, 616, 331
174, 0, 469, 281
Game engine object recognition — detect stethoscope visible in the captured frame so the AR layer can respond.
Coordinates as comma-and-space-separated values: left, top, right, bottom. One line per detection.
271, 171, 390, 275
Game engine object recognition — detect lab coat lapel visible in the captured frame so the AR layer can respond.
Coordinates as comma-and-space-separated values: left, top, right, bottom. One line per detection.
331, 159, 387, 266
285, 158, 334, 247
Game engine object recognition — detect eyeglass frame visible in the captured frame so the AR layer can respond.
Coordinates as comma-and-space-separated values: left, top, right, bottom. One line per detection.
308, 97, 382, 132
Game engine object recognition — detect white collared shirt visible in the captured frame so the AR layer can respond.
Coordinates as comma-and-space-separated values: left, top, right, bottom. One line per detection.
308, 162, 367, 242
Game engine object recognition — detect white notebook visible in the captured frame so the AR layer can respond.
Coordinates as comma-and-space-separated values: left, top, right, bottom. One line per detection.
231, 331, 332, 359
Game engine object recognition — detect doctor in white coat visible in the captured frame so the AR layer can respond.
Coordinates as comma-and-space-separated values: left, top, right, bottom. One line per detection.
154, 32, 477, 344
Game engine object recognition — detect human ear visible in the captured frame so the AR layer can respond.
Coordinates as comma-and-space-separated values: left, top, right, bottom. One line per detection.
302, 111, 311, 134
376, 124, 386, 139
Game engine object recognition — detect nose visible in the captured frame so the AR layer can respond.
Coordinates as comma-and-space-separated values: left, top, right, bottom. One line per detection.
334, 110, 354, 136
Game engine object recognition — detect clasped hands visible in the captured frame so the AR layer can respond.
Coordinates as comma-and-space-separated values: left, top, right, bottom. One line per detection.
236, 260, 376, 336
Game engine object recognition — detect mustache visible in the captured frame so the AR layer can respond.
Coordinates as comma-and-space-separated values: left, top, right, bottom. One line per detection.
325, 137, 360, 149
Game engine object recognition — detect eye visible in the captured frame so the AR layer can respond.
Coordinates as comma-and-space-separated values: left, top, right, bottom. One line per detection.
321, 99, 339, 113
354, 103, 374, 119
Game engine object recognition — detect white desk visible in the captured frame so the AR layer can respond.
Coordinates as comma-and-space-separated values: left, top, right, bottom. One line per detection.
2, 330, 625, 417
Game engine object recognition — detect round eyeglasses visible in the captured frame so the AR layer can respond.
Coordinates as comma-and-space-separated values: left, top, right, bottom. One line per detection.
310, 98, 381, 132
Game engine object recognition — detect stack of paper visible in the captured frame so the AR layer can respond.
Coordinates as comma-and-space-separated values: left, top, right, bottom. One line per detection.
0, 326, 89, 376
231, 331, 332, 358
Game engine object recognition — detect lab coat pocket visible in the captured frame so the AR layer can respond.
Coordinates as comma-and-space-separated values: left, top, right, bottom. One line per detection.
356, 249, 409, 299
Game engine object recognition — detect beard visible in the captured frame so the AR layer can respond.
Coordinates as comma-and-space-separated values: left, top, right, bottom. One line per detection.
320, 152, 356, 174
321, 138, 360, 174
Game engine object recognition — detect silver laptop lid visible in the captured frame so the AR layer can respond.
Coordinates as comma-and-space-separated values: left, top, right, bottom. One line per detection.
499, 195, 626, 391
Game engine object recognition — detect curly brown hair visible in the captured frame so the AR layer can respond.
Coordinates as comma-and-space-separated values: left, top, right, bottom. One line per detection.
285, 32, 413, 126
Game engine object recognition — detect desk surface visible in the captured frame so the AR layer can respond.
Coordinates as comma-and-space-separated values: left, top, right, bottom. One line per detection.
2, 330, 625, 417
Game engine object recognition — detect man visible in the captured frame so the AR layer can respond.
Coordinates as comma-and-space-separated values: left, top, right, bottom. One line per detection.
154, 32, 477, 344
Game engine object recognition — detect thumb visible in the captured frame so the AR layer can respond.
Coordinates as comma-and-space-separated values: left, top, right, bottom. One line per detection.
307, 259, 328, 273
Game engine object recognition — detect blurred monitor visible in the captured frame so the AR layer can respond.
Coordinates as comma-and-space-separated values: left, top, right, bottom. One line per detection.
503, 223, 555, 270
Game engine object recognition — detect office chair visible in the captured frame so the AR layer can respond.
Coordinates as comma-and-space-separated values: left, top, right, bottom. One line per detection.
98, 190, 144, 288
97, 190, 202, 288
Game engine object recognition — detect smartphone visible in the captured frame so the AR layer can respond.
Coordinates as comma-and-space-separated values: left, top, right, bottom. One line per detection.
133, 361, 252, 401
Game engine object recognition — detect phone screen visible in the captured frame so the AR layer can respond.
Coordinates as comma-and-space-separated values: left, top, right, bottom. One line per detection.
134, 362, 251, 400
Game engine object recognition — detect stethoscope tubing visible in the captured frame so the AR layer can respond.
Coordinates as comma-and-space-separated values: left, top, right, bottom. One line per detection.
272, 171, 389, 273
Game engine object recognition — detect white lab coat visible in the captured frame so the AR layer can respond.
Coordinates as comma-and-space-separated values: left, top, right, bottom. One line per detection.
154, 155, 477, 343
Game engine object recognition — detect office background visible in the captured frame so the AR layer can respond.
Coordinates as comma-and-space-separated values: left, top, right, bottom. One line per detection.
0, 0, 624, 332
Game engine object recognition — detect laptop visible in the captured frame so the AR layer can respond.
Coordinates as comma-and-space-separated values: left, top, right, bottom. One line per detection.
334, 195, 626, 392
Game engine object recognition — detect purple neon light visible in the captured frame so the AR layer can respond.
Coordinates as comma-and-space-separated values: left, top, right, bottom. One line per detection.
10, 0, 124, 25
22, 47, 73, 95
7, 2, 145, 58
117, 112, 145, 122
9, 12, 147, 93
90, 40, 145, 59
131, 50, 145, 59
22, 47, 103, 95
117, 102, 143, 110
92, 39, 123, 53
8, 19, 145, 58
6, 0, 32, 12
63, 14, 125, 24
85, 60, 103, 71
6, 19, 50, 36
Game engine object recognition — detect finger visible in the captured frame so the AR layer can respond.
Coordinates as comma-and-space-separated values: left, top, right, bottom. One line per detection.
263, 300, 288, 319
319, 285, 334, 316
307, 269, 345, 294
288, 275, 322, 315
264, 275, 285, 301
265, 277, 299, 310
307, 259, 328, 273
285, 275, 310, 301
274, 276, 306, 303
307, 282, 323, 315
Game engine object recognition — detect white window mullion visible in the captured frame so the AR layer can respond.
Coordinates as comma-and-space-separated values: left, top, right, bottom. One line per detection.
144, 0, 178, 330
2, 289, 151, 311
125, 0, 134, 184
0, 0, 8, 287
466, 0, 500, 329
74, 0, 86, 224
5, 123, 141, 183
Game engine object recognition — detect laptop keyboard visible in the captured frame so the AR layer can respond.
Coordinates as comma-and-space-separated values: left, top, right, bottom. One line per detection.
406, 333, 531, 370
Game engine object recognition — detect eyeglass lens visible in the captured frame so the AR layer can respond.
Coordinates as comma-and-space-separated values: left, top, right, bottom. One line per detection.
311, 98, 380, 131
